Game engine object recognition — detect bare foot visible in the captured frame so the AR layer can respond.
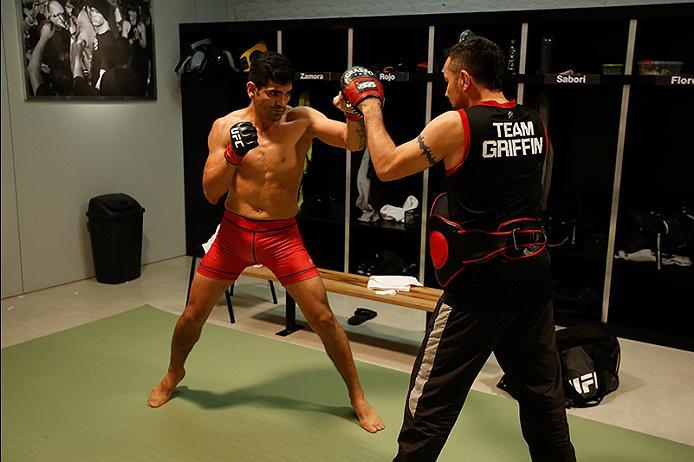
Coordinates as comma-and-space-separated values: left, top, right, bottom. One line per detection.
352, 396, 385, 433
147, 368, 185, 408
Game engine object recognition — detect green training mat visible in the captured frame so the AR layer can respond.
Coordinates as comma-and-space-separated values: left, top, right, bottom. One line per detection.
2, 306, 692, 461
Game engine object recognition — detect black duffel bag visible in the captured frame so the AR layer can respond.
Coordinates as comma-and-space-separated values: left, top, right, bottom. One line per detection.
498, 325, 620, 408
556, 325, 620, 407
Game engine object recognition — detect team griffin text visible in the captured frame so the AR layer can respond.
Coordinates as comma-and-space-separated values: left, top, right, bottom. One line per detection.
482, 121, 544, 159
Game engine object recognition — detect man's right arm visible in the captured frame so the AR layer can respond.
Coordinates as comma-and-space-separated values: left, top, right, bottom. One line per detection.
202, 118, 234, 204
360, 102, 462, 181
121, 21, 130, 39
202, 118, 258, 204
28, 22, 54, 94
71, 39, 86, 79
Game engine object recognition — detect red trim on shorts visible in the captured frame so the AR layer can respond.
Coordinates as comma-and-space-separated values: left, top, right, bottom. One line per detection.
223, 210, 297, 232
278, 267, 320, 286
196, 265, 241, 281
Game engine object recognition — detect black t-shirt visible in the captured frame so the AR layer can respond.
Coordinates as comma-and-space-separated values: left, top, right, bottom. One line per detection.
441, 100, 551, 307
100, 67, 146, 97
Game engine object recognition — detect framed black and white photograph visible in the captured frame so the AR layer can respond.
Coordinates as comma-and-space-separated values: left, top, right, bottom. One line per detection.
19, 0, 156, 99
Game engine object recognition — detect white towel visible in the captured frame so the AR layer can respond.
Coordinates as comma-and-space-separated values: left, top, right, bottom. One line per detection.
615, 249, 655, 263
662, 254, 692, 267
615, 249, 692, 267
355, 148, 379, 222
380, 195, 419, 222
202, 225, 220, 253
367, 275, 423, 293
201, 226, 264, 270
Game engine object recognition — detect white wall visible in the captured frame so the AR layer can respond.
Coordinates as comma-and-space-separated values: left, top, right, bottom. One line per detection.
193, 0, 228, 22
0, 0, 213, 295
226, 0, 690, 20
2, 24, 23, 297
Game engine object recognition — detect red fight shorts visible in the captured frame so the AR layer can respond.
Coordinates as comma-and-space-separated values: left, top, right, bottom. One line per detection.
197, 210, 319, 286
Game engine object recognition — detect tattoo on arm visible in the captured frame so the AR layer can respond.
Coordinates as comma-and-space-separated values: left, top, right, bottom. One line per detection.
417, 135, 437, 166
356, 122, 366, 149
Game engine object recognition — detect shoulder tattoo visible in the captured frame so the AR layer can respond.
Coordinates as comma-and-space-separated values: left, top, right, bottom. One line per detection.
417, 135, 437, 166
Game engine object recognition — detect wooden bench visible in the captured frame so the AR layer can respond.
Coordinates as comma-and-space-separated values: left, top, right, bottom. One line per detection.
239, 265, 443, 336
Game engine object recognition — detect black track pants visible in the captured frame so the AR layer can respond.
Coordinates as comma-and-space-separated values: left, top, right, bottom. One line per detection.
394, 298, 576, 462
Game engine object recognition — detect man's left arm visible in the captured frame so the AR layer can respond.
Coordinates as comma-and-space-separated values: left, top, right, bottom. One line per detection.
360, 99, 463, 181
137, 23, 147, 49
296, 105, 365, 152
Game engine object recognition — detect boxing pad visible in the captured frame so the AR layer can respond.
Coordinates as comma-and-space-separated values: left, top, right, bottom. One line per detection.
340, 66, 384, 116
225, 121, 259, 166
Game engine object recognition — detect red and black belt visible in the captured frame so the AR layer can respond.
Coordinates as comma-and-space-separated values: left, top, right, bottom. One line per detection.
429, 193, 547, 287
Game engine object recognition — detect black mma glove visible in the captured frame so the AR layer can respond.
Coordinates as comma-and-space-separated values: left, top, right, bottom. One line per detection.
224, 121, 259, 166
340, 66, 384, 116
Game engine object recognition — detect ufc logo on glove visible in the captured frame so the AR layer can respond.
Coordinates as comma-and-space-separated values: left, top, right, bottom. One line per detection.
230, 127, 245, 150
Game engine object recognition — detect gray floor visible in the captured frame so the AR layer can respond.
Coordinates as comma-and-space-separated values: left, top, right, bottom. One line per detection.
2, 256, 693, 447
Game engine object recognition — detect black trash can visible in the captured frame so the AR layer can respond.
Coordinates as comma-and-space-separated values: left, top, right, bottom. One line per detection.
87, 193, 145, 284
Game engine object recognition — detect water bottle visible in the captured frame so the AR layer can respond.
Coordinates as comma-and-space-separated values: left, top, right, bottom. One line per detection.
506, 39, 518, 75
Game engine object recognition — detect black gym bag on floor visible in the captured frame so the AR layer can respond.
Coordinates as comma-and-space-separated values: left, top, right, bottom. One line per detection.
498, 325, 620, 408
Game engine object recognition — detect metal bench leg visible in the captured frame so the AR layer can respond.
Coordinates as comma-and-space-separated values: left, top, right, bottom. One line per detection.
276, 292, 304, 336
186, 255, 197, 305
225, 284, 236, 324
269, 281, 278, 304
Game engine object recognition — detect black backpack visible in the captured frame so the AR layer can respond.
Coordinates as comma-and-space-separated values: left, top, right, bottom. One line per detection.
497, 325, 620, 408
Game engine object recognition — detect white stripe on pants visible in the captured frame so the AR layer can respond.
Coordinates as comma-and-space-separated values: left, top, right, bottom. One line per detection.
408, 302, 453, 418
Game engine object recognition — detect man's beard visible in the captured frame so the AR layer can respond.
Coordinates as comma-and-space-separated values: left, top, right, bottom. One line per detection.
269, 108, 284, 121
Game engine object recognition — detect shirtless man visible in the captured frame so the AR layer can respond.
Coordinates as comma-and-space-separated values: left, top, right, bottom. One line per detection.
147, 51, 384, 433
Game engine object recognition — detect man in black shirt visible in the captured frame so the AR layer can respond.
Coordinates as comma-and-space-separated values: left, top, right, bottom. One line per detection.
85, 0, 115, 88
339, 35, 576, 461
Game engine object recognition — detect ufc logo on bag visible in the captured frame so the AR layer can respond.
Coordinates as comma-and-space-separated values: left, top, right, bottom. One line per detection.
569, 372, 598, 396
230, 127, 244, 149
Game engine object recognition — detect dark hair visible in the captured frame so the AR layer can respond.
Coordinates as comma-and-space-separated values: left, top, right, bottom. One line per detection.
445, 36, 505, 90
248, 51, 294, 88
86, 0, 110, 18
43, 27, 71, 71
